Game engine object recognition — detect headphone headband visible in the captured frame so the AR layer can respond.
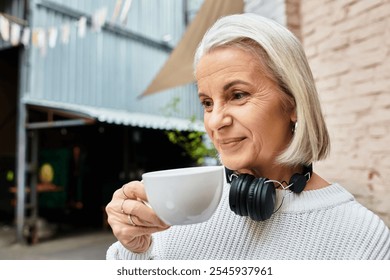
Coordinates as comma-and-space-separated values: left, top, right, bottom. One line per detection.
225, 164, 313, 186
302, 163, 313, 182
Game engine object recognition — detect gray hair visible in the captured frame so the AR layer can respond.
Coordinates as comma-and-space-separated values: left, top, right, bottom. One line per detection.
194, 13, 330, 166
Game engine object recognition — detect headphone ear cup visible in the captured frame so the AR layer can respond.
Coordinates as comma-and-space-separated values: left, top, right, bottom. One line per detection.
246, 178, 275, 221
246, 178, 263, 221
289, 173, 307, 193
238, 175, 252, 216
259, 180, 276, 220
229, 174, 254, 216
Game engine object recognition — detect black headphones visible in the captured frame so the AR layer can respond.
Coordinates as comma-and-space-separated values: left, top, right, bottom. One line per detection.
226, 164, 312, 221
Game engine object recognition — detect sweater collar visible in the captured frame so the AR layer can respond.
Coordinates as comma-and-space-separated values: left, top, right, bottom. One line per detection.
274, 183, 354, 213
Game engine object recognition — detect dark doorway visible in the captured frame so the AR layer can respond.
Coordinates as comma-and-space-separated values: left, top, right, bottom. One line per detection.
0, 47, 19, 223
28, 123, 194, 233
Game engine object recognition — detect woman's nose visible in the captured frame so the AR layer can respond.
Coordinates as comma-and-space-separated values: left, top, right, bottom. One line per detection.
207, 105, 232, 131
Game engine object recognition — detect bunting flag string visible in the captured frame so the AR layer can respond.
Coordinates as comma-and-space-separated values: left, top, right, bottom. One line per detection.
21, 27, 30, 46
0, 14, 10, 41
61, 24, 70, 45
77, 16, 87, 38
0, 1, 132, 56
10, 22, 20, 45
92, 7, 108, 32
111, 0, 123, 23
119, 0, 133, 25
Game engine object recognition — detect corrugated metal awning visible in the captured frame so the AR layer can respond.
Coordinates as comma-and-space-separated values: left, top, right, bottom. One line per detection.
23, 97, 204, 132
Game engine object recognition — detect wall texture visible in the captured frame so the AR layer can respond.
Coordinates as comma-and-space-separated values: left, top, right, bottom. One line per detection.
286, 0, 301, 40
299, 0, 390, 226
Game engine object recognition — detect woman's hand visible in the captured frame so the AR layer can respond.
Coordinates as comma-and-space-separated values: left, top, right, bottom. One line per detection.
105, 181, 170, 253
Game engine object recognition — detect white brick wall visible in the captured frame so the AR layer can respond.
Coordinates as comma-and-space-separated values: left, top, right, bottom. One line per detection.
299, 0, 390, 226
245, 0, 390, 227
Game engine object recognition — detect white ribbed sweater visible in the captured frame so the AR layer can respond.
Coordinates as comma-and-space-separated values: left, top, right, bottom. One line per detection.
106, 183, 390, 260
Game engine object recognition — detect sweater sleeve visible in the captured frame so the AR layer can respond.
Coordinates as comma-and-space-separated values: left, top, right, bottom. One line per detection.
106, 238, 155, 260
369, 219, 390, 260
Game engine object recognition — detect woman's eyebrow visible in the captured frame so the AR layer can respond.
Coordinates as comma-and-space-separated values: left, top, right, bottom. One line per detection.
223, 80, 251, 91
197, 80, 251, 98
198, 92, 208, 98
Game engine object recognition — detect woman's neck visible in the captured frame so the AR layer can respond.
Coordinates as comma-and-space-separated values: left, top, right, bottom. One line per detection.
237, 165, 329, 191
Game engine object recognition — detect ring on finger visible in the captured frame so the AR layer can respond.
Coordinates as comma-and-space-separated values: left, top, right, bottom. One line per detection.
122, 185, 130, 199
127, 214, 137, 226
121, 198, 128, 214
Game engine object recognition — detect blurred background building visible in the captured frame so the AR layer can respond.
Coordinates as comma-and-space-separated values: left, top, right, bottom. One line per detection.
0, 0, 209, 244
0, 0, 389, 246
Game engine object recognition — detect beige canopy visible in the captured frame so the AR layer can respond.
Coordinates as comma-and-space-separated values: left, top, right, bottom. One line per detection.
141, 0, 243, 97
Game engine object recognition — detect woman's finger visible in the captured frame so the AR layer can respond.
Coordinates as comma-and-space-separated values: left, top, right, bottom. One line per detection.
109, 214, 168, 238
120, 181, 148, 201
121, 198, 169, 228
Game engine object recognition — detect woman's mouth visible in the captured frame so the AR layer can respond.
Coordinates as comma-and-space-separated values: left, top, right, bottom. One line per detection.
217, 137, 246, 150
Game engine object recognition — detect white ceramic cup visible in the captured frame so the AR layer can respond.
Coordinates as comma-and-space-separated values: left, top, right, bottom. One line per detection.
142, 166, 224, 226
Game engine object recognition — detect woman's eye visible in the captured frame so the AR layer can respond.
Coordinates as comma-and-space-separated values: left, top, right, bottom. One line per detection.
201, 99, 213, 110
232, 92, 248, 100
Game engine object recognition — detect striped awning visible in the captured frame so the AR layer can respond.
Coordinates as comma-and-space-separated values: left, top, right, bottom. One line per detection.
23, 96, 204, 132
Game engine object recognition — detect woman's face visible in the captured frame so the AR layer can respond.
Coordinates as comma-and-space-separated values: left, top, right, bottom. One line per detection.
196, 47, 295, 174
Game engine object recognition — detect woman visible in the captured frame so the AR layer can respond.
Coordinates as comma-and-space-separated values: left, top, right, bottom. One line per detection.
105, 13, 390, 259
